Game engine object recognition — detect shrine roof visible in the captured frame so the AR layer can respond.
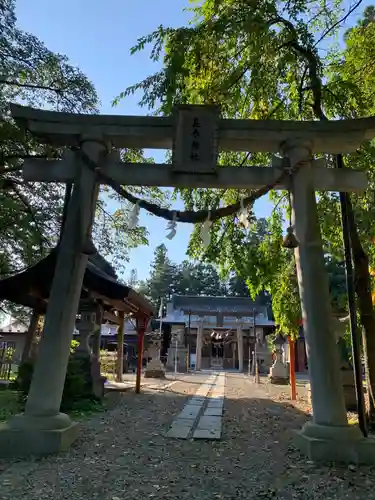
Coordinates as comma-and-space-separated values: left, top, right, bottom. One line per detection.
170, 295, 268, 315
0, 247, 154, 317
0, 319, 29, 334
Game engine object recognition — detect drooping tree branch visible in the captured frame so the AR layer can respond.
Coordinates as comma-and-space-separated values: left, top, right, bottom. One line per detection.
314, 0, 364, 47
270, 16, 327, 119
0, 78, 69, 94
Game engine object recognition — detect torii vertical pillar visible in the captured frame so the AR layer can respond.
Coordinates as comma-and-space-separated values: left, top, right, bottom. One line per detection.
0, 137, 107, 457
284, 140, 375, 463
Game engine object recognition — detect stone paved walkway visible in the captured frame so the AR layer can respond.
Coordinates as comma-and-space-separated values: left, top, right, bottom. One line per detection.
167, 372, 225, 439
1, 373, 375, 500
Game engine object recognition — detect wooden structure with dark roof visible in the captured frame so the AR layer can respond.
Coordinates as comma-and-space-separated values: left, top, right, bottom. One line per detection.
169, 295, 271, 322
0, 247, 154, 393
0, 246, 154, 320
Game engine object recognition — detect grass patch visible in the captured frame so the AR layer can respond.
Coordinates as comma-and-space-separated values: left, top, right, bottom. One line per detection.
68, 393, 124, 420
0, 390, 22, 422
0, 391, 111, 423
68, 398, 108, 420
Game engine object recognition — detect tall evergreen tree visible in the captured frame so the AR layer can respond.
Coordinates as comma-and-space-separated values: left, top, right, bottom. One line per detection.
147, 244, 178, 309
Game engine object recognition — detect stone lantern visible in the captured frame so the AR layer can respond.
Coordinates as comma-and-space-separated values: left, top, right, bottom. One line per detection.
166, 329, 188, 373
269, 333, 289, 385
74, 301, 105, 398
144, 331, 166, 379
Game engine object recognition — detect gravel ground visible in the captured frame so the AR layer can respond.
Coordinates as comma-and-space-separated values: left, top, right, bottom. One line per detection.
1, 372, 375, 500
105, 373, 185, 392
257, 376, 360, 424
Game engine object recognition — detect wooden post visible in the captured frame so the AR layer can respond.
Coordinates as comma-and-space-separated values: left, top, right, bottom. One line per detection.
21, 309, 41, 363
135, 315, 148, 394
116, 311, 125, 383
289, 336, 297, 401
254, 358, 260, 384
135, 330, 144, 393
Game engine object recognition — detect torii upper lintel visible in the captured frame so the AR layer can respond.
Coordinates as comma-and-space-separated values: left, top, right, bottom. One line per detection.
10, 103, 375, 153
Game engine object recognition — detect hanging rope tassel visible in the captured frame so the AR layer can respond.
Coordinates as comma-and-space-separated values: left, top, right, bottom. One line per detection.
201, 211, 212, 249
128, 201, 140, 229
282, 190, 299, 249
238, 196, 250, 229
166, 211, 178, 240
282, 226, 299, 249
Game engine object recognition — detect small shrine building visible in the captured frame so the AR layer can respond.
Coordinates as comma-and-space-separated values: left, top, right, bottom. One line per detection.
161, 294, 276, 372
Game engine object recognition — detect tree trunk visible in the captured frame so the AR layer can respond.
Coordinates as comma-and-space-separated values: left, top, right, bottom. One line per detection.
346, 196, 375, 426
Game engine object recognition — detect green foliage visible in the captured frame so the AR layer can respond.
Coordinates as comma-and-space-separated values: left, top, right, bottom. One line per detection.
100, 350, 116, 377
120, 0, 347, 120
221, 212, 303, 338
118, 0, 375, 338
0, 390, 21, 422
62, 356, 95, 410
70, 340, 79, 353
145, 244, 179, 305
68, 398, 104, 420
326, 256, 347, 312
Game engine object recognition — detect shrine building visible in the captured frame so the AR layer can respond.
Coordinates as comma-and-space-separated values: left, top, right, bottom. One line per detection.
161, 295, 276, 372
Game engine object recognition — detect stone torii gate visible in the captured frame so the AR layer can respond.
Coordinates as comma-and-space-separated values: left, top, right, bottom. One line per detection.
2, 103, 375, 463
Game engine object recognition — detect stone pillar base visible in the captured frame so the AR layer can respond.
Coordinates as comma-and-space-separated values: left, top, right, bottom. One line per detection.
269, 360, 289, 384
145, 359, 166, 379
295, 421, 375, 464
0, 418, 79, 457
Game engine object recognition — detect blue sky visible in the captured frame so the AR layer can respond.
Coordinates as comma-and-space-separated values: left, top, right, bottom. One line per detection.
15, 0, 367, 281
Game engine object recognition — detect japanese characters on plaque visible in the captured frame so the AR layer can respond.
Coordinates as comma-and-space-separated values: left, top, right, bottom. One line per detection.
172, 105, 219, 174
190, 117, 201, 162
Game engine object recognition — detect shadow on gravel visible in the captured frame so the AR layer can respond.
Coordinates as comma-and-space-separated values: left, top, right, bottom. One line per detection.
164, 377, 205, 385
0, 388, 373, 500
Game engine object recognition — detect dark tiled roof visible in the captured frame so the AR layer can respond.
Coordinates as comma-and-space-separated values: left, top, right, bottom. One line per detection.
0, 246, 154, 316
171, 295, 267, 315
